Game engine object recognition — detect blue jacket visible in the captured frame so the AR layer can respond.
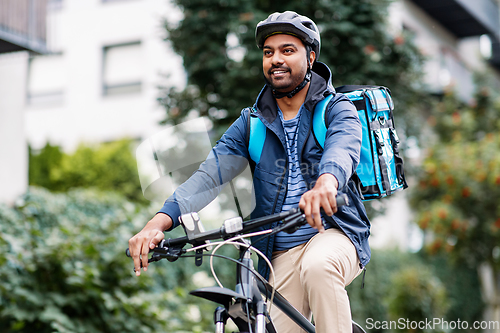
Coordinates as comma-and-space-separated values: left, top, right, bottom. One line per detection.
159, 62, 371, 279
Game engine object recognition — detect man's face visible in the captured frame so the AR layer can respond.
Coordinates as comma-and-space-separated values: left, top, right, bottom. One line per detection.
262, 34, 314, 93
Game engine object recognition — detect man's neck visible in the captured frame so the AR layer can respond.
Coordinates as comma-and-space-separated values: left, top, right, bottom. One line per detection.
276, 82, 310, 120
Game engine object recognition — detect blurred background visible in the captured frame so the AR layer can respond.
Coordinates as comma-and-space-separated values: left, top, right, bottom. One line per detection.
1, 0, 500, 332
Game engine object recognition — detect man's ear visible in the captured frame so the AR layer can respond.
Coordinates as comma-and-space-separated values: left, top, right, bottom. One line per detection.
309, 50, 316, 68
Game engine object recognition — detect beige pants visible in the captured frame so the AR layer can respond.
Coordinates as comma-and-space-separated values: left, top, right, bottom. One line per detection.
269, 228, 362, 333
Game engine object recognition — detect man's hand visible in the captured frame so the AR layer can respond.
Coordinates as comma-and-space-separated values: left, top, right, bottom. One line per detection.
299, 173, 339, 233
128, 213, 172, 276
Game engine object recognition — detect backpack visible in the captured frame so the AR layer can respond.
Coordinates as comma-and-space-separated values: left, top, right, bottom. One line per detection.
247, 85, 408, 200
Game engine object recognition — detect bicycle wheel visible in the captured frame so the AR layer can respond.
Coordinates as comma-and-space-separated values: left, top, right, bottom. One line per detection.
353, 320, 367, 333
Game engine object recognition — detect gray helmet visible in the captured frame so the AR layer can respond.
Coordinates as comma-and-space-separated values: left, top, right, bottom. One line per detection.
255, 11, 321, 60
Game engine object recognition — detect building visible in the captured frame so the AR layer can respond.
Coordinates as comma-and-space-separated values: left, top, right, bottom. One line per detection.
3, 0, 500, 212
24, 0, 185, 152
386, 2, 500, 329
0, 0, 49, 203
370, 0, 500, 253
1, 0, 186, 204
2, 0, 499, 328
392, 0, 500, 100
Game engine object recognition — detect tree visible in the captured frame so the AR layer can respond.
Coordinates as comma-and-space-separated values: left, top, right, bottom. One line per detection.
346, 250, 483, 333
0, 187, 224, 332
386, 265, 448, 333
159, 0, 426, 138
28, 143, 64, 190
29, 139, 147, 204
410, 83, 500, 322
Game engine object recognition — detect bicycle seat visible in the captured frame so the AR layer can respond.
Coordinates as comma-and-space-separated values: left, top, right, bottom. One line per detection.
190, 286, 246, 308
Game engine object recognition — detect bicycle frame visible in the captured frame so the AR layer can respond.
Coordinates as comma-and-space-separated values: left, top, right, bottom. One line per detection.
178, 208, 312, 333
190, 239, 366, 333
126, 195, 366, 333
191, 241, 281, 333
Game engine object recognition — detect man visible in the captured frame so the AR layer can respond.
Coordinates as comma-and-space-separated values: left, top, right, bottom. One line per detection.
129, 11, 371, 333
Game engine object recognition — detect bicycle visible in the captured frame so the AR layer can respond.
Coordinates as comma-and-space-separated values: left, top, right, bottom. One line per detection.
126, 194, 367, 333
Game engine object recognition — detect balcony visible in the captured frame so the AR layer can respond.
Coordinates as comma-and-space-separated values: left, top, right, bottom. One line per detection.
411, 0, 500, 70
409, 0, 500, 40
0, 0, 49, 54
490, 39, 500, 67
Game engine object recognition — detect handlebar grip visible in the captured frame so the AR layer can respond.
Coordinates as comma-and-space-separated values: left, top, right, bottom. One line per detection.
125, 247, 152, 258
125, 196, 348, 259
125, 247, 155, 257
126, 239, 166, 258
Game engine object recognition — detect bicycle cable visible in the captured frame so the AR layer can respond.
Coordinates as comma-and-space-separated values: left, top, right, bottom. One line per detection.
185, 230, 274, 288
209, 240, 276, 309
245, 300, 253, 333
185, 231, 277, 313
177, 250, 276, 329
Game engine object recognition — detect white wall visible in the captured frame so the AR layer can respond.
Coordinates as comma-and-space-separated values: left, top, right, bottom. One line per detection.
369, 193, 424, 252
371, 0, 498, 251
0, 52, 29, 204
25, 0, 185, 152
389, 0, 487, 101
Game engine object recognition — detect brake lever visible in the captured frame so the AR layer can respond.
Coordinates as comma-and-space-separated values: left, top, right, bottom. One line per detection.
130, 241, 186, 272
151, 241, 185, 262
258, 211, 305, 238
277, 193, 349, 235
277, 214, 307, 235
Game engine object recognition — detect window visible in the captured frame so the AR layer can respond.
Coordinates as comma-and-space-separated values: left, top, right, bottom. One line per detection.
102, 0, 138, 3
48, 0, 63, 10
27, 53, 66, 104
102, 41, 142, 96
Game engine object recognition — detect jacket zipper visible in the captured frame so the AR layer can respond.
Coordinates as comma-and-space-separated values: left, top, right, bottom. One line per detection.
299, 107, 315, 187
271, 155, 288, 214
266, 142, 287, 280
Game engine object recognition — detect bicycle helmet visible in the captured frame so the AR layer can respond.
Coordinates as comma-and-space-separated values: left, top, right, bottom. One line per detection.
256, 11, 321, 60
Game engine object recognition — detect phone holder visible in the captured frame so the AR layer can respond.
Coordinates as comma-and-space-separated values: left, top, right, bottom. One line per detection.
179, 212, 212, 266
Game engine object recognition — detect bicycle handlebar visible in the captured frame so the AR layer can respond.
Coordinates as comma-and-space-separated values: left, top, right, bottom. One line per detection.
126, 193, 348, 259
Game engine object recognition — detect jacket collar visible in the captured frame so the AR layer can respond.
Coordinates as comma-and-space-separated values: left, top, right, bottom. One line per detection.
254, 61, 336, 124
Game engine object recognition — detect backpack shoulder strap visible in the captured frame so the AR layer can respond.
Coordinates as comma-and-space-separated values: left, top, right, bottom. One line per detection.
247, 108, 266, 164
248, 94, 333, 162
312, 94, 334, 149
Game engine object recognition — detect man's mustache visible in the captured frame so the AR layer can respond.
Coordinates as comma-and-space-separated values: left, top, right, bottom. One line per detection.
268, 65, 291, 75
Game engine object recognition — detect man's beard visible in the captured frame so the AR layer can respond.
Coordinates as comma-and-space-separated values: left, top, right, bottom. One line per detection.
265, 65, 306, 93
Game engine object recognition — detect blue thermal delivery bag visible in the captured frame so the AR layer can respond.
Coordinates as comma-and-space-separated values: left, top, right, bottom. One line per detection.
248, 85, 408, 201
329, 85, 408, 200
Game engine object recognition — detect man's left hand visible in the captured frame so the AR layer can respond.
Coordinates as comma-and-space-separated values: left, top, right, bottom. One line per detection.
299, 173, 339, 233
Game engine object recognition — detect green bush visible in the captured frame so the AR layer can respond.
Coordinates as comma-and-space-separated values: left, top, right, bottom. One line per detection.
1, 188, 483, 332
347, 250, 483, 333
421, 254, 484, 331
29, 139, 147, 204
348, 250, 414, 331
0, 187, 221, 332
386, 265, 448, 332
28, 143, 64, 190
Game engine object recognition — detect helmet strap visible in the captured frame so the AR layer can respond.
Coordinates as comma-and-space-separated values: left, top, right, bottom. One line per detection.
270, 68, 312, 99
268, 46, 314, 99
